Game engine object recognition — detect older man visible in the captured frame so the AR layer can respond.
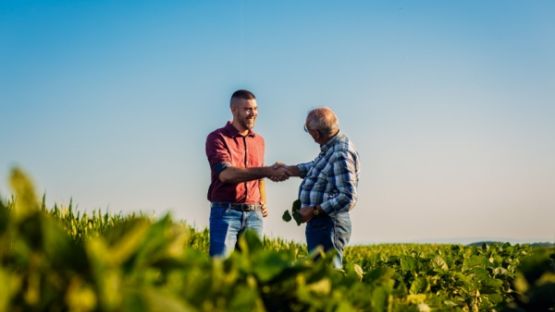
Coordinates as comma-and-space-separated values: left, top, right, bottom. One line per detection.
283, 107, 360, 267
205, 89, 288, 257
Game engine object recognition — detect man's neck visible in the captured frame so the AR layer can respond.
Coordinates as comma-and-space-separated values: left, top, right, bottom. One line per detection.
231, 120, 249, 136
319, 130, 340, 145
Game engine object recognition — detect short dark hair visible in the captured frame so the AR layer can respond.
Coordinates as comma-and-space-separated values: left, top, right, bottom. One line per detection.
230, 89, 256, 107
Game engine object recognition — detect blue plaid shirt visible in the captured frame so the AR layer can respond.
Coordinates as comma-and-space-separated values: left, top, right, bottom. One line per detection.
297, 132, 360, 215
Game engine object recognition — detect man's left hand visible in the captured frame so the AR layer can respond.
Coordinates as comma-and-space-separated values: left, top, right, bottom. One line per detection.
261, 205, 269, 218
300, 206, 317, 223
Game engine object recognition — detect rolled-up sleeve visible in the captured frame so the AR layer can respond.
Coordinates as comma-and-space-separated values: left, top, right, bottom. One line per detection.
296, 161, 314, 178
206, 133, 232, 176
319, 151, 358, 215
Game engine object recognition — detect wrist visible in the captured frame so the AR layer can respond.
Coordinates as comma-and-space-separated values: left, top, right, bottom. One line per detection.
261, 166, 272, 177
313, 205, 321, 216
287, 165, 300, 177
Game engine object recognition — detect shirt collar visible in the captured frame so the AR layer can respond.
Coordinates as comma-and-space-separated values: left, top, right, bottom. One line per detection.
224, 121, 256, 137
320, 131, 343, 153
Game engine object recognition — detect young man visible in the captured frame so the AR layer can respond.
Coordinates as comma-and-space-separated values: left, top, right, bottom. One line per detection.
205, 89, 288, 257
283, 107, 360, 268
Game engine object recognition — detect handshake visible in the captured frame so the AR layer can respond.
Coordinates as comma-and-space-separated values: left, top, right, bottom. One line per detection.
265, 162, 295, 182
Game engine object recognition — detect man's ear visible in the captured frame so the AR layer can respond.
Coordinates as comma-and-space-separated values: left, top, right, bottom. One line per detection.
313, 129, 321, 140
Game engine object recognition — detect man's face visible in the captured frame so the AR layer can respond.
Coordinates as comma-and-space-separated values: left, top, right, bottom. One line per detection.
304, 119, 320, 143
232, 98, 258, 131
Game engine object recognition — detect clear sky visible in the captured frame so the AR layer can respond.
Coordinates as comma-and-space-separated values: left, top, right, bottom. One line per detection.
1, 0, 554, 244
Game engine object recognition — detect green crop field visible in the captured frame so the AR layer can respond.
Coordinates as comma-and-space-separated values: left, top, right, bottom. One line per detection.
0, 168, 554, 311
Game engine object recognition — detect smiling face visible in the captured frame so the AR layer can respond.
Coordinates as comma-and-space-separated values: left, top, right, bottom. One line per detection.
231, 98, 258, 133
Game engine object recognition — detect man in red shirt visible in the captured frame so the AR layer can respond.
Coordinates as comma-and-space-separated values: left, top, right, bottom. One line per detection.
205, 89, 288, 257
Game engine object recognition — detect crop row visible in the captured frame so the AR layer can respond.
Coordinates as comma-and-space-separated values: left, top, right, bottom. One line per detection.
1, 168, 553, 311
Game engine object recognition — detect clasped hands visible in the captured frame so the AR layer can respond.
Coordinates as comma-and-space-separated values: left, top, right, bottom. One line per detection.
267, 162, 292, 182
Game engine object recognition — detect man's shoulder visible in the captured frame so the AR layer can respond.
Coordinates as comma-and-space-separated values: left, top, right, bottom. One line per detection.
252, 132, 265, 143
206, 129, 229, 152
207, 125, 230, 140
330, 135, 358, 160
333, 134, 355, 150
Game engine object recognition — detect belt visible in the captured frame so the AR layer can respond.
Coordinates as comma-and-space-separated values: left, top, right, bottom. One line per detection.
211, 202, 262, 211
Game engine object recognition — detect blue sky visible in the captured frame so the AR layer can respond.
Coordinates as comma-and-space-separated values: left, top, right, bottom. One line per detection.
1, 1, 554, 244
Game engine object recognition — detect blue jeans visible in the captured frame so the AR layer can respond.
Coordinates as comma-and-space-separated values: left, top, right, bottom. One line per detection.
209, 203, 264, 257
306, 212, 352, 268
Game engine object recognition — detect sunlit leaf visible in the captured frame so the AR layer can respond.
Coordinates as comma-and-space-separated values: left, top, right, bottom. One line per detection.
9, 168, 39, 220
307, 278, 331, 295
432, 255, 449, 271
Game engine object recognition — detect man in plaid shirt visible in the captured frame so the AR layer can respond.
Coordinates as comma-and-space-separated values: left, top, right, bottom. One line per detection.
283, 107, 360, 268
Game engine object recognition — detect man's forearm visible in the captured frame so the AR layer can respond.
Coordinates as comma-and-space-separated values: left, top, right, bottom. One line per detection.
320, 190, 357, 215
219, 166, 271, 184
285, 165, 302, 177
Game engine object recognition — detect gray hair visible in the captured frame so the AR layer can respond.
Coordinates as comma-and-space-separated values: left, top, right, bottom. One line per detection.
306, 107, 339, 136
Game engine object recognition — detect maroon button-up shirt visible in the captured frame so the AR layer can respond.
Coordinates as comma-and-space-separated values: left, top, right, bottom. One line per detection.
205, 121, 265, 204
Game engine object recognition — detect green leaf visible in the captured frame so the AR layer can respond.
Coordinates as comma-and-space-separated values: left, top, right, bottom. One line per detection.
66, 277, 97, 312
464, 255, 487, 269
0, 268, 21, 311
432, 255, 449, 271
9, 168, 39, 220
370, 286, 388, 311
307, 278, 331, 295
141, 287, 196, 312
252, 251, 290, 282
292, 199, 302, 226
400, 255, 417, 272
108, 220, 150, 266
237, 230, 263, 256
0, 198, 9, 234
410, 277, 427, 294
229, 285, 263, 312
282, 210, 292, 222
353, 263, 364, 281
42, 216, 88, 272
